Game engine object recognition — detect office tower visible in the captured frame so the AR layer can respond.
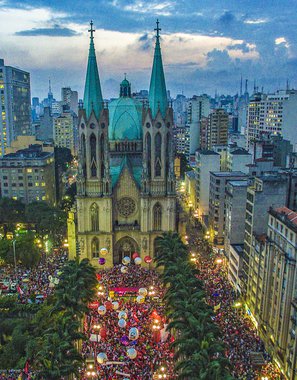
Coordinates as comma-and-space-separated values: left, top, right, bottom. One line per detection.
207, 108, 229, 149
209, 171, 248, 244
0, 144, 56, 204
0, 58, 32, 156
195, 149, 220, 223
68, 21, 176, 267
38, 107, 53, 141
246, 90, 297, 151
61, 87, 78, 115
242, 175, 288, 295
187, 94, 210, 155
53, 111, 78, 155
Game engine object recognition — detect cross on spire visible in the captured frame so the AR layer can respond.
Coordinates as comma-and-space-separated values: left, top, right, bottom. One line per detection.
88, 20, 95, 40
154, 19, 161, 38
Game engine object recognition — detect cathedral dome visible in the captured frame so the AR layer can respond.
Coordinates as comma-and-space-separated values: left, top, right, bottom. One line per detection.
108, 79, 143, 141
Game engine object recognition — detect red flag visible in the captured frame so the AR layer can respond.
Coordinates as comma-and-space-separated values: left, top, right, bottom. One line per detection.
24, 359, 29, 374
17, 285, 24, 295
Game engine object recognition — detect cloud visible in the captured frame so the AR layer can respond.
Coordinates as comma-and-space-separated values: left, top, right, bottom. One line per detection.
275, 37, 289, 48
244, 18, 269, 25
15, 25, 80, 37
218, 11, 236, 25
111, 0, 176, 16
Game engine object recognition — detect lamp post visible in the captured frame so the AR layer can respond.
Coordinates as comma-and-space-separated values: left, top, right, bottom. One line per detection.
12, 239, 16, 270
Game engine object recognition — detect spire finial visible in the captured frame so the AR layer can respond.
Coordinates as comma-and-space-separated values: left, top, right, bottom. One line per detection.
124, 72, 127, 80
88, 20, 95, 40
155, 19, 161, 39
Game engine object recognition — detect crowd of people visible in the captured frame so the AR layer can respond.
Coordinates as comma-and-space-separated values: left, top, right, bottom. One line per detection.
189, 233, 282, 380
82, 265, 175, 380
0, 250, 67, 303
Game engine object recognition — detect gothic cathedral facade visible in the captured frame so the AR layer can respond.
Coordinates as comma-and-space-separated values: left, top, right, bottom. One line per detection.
68, 21, 177, 267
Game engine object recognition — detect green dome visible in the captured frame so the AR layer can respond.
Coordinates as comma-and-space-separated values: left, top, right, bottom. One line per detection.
108, 97, 143, 140
121, 78, 130, 87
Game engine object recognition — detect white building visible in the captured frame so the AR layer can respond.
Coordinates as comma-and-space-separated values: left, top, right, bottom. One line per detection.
246, 90, 297, 151
226, 147, 252, 173
187, 95, 210, 155
195, 150, 220, 223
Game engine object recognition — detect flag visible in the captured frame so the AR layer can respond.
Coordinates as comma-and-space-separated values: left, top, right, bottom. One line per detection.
214, 303, 221, 312
17, 285, 24, 295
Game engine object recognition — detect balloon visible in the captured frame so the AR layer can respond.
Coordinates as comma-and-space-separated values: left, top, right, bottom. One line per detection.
132, 252, 139, 260
54, 278, 60, 285
120, 335, 129, 345
144, 255, 152, 263
121, 266, 128, 274
127, 348, 137, 359
134, 257, 142, 265
99, 258, 106, 265
112, 301, 119, 310
98, 305, 106, 315
100, 247, 108, 256
136, 295, 145, 304
97, 352, 107, 364
122, 256, 131, 265
129, 327, 139, 340
138, 288, 147, 297
118, 318, 127, 328
118, 311, 128, 319
105, 301, 113, 310
48, 275, 53, 282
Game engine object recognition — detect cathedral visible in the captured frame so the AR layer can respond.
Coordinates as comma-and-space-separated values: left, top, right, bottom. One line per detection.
68, 21, 177, 267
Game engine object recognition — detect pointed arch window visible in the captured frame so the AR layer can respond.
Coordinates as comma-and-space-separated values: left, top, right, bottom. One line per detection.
155, 132, 162, 177
101, 163, 105, 178
166, 132, 170, 178
80, 133, 86, 177
100, 134, 105, 160
90, 133, 97, 177
90, 203, 99, 232
153, 202, 162, 231
91, 237, 99, 258
146, 133, 151, 178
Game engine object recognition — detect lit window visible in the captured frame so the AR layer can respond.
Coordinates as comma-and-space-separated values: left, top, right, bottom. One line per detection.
27, 168, 32, 173
35, 182, 39, 186
41, 182, 45, 186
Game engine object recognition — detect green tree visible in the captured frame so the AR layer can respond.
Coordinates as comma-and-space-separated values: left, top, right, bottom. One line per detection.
0, 198, 25, 236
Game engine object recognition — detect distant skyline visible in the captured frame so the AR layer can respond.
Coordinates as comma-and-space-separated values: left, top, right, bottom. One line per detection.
0, 0, 296, 100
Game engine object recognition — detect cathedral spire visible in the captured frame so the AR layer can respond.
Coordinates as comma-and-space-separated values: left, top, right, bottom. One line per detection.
149, 19, 168, 119
83, 20, 103, 120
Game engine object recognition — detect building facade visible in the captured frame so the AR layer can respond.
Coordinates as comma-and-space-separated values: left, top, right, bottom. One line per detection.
53, 111, 78, 155
69, 22, 176, 267
195, 149, 220, 223
0, 59, 32, 156
0, 144, 56, 204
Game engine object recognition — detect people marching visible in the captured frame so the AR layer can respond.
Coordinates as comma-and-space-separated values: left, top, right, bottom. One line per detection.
81, 264, 175, 380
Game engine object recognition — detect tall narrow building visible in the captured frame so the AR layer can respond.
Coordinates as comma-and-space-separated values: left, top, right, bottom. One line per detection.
69, 21, 176, 267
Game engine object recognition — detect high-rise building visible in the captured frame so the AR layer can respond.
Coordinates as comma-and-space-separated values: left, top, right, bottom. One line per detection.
246, 90, 297, 151
209, 171, 248, 244
186, 95, 210, 155
226, 147, 252, 173
207, 108, 228, 149
68, 21, 176, 267
242, 175, 288, 295
38, 107, 53, 141
0, 144, 56, 204
245, 207, 297, 379
0, 58, 32, 156
61, 87, 78, 115
195, 150, 220, 223
53, 111, 78, 155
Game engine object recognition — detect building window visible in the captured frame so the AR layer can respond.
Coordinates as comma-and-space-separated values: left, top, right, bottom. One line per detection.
153, 202, 162, 231
90, 133, 97, 177
91, 237, 99, 258
90, 203, 99, 231
155, 132, 162, 177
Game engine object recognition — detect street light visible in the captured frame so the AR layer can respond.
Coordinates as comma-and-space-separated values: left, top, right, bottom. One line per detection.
12, 239, 16, 270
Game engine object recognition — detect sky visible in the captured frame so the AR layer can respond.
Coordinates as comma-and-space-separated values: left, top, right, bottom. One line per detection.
0, 0, 296, 100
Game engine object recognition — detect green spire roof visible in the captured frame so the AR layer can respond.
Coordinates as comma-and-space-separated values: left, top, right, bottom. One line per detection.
83, 21, 103, 120
149, 20, 168, 119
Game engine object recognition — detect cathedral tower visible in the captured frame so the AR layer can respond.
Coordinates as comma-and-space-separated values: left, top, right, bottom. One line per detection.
69, 21, 176, 267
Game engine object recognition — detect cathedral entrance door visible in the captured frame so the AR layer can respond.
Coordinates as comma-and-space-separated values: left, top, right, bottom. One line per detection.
114, 237, 139, 265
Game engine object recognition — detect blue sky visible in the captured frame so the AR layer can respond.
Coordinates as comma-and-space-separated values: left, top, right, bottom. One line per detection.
0, 0, 296, 100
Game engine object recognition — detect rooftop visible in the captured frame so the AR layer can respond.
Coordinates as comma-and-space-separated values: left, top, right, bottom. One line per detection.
273, 207, 297, 227
197, 149, 220, 156
228, 180, 249, 187
231, 244, 244, 257
230, 148, 251, 156
211, 171, 247, 178
1, 145, 53, 160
